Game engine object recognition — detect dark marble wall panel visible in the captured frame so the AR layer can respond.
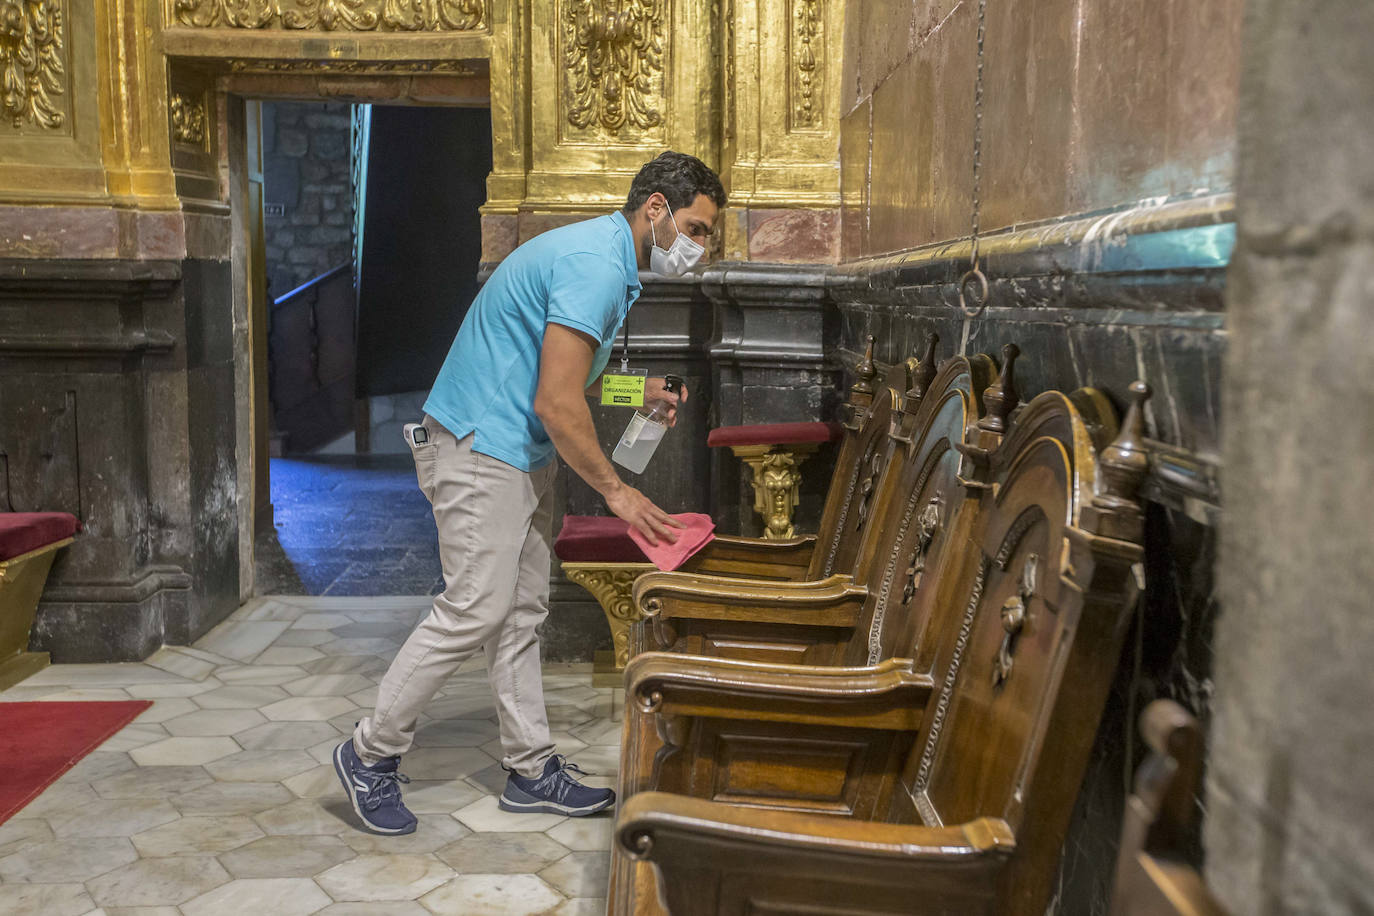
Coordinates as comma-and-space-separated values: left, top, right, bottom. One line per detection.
0, 259, 240, 661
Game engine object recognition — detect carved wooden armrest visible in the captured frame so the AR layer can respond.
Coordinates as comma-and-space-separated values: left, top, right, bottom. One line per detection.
632, 572, 864, 627
617, 793, 1014, 915
625, 653, 932, 731
678, 533, 817, 580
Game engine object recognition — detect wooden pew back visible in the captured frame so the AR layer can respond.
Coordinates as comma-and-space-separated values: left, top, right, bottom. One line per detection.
892, 383, 1149, 912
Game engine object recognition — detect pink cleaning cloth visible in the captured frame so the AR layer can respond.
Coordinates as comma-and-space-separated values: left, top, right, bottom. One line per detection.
628, 512, 716, 572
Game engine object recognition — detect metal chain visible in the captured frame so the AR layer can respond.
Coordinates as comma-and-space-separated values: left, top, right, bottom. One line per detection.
957, 0, 990, 319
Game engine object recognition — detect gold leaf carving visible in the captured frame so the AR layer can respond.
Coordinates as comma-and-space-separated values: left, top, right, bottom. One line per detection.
172, 0, 487, 32
227, 58, 482, 74
170, 92, 207, 145
1, 0, 66, 130
791, 0, 820, 130
562, 0, 664, 134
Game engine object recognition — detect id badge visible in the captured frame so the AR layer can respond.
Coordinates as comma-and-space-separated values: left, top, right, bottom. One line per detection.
601, 368, 648, 407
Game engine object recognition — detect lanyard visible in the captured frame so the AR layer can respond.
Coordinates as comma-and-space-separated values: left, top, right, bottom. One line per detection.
619, 310, 630, 372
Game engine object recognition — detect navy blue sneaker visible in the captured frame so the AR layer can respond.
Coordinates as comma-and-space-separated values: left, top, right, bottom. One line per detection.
499, 754, 616, 817
333, 739, 418, 835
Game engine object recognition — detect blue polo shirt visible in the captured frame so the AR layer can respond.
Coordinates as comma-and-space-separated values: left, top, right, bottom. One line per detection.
423, 211, 642, 471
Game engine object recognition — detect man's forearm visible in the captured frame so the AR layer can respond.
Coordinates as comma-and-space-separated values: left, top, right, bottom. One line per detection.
540, 395, 622, 497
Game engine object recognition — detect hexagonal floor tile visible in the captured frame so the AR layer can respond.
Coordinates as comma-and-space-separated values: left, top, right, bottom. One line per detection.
203, 749, 318, 783
92, 764, 214, 800
401, 779, 485, 816
131, 814, 264, 858
235, 720, 342, 750
170, 781, 295, 817
0, 883, 96, 916
283, 673, 375, 697
342, 814, 470, 856
218, 834, 355, 879
0, 836, 139, 883
397, 745, 495, 781
164, 707, 267, 737
252, 797, 355, 836
0, 818, 54, 858
434, 831, 571, 874
131, 736, 242, 767
419, 874, 563, 916
85, 855, 230, 908
453, 796, 564, 834
546, 815, 615, 852
192, 685, 289, 709
181, 877, 333, 916
46, 797, 180, 838
261, 696, 357, 722
539, 850, 611, 899
411, 717, 500, 747
316, 854, 455, 902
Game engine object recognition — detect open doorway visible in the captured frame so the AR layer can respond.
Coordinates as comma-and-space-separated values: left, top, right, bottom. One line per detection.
245, 99, 493, 597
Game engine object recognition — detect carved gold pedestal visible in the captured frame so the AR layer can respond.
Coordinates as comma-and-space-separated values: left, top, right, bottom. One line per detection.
561, 561, 655, 687
0, 538, 71, 691
728, 443, 821, 539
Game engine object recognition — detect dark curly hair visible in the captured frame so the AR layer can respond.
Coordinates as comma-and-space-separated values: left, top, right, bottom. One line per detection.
622, 151, 727, 215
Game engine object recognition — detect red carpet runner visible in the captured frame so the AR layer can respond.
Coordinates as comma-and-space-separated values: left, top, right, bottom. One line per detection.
0, 700, 151, 825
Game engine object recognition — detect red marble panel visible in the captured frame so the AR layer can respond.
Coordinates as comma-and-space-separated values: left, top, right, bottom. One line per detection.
0, 206, 121, 259
747, 209, 840, 263
481, 212, 519, 264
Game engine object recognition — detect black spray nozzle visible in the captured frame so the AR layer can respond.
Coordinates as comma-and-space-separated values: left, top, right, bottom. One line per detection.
662, 374, 685, 394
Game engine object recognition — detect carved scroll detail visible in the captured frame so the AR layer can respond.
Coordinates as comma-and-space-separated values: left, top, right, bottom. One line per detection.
1, 0, 66, 130
914, 556, 988, 795
562, 0, 664, 134
170, 93, 206, 145
867, 440, 950, 665
790, 0, 821, 130
563, 565, 646, 668
172, 0, 487, 32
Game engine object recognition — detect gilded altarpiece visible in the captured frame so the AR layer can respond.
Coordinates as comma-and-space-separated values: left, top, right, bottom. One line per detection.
521, 0, 718, 225
0, 0, 105, 203
720, 0, 841, 262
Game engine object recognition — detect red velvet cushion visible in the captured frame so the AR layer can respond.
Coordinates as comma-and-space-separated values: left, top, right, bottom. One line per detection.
0, 513, 82, 562
707, 421, 843, 448
554, 515, 649, 563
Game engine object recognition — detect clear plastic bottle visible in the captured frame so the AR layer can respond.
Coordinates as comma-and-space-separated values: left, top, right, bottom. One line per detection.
612, 375, 683, 474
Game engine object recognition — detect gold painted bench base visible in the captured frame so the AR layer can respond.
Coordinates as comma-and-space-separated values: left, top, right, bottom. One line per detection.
727, 443, 821, 540
561, 561, 655, 686
0, 538, 72, 691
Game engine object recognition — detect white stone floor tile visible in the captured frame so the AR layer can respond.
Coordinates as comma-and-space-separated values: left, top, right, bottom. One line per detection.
181, 876, 333, 916
0, 882, 96, 916
217, 834, 355, 879
0, 595, 622, 911
419, 874, 563, 916
316, 854, 455, 902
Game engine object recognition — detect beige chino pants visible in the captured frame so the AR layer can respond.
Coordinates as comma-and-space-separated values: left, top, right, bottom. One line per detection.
353, 417, 557, 778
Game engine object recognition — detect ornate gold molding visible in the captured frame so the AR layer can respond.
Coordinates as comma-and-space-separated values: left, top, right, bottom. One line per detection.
169, 92, 205, 145
562, 561, 654, 669
1, 0, 67, 129
171, 0, 487, 31
562, 0, 663, 134
790, 0, 820, 130
225, 58, 482, 74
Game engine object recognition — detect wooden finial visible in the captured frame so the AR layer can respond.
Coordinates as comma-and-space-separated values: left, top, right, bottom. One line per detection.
977, 343, 1021, 435
907, 332, 940, 402
1094, 380, 1151, 512
851, 335, 876, 398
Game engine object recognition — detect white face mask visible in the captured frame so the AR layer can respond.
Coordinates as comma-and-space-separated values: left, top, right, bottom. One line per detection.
649, 200, 705, 277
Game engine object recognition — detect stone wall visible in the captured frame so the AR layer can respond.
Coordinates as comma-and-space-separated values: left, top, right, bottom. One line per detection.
261, 102, 354, 299
834, 1, 1243, 911
1207, 1, 1374, 912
